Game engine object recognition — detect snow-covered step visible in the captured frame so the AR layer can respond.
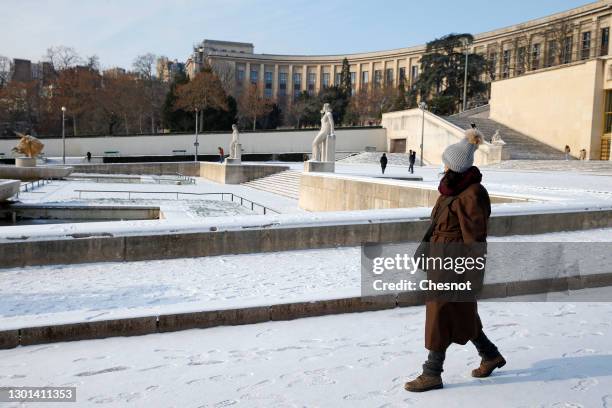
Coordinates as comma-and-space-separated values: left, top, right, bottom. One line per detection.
242, 170, 302, 200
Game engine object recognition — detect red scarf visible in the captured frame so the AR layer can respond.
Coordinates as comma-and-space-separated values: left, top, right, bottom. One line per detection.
438, 166, 482, 196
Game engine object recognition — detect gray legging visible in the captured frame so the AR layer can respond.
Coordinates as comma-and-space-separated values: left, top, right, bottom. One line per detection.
422, 330, 500, 376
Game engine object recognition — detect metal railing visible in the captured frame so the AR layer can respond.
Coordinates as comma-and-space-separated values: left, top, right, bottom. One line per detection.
16, 179, 52, 198
73, 189, 279, 215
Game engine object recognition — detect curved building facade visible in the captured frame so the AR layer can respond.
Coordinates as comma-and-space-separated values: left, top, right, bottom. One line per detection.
186, 1, 612, 103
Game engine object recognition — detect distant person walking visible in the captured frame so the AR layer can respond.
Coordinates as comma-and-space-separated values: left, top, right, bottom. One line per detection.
405, 128, 506, 393
579, 149, 587, 160
564, 145, 571, 160
380, 153, 388, 174
86, 152, 91, 163
218, 146, 224, 163
409, 150, 416, 174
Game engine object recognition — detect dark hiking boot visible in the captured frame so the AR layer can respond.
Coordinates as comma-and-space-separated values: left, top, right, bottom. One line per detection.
471, 355, 506, 378
404, 374, 443, 392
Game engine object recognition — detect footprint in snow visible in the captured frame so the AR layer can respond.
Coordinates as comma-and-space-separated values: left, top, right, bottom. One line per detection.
75, 366, 129, 377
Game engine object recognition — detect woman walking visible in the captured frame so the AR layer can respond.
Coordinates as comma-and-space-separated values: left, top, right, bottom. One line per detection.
405, 128, 506, 392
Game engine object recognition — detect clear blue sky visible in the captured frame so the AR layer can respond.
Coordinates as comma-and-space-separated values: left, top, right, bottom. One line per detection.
0, 0, 595, 70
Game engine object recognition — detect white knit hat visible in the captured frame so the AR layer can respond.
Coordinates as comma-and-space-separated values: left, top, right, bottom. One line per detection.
442, 129, 483, 173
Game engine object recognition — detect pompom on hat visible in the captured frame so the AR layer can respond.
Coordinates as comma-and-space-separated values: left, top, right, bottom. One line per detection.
441, 128, 484, 173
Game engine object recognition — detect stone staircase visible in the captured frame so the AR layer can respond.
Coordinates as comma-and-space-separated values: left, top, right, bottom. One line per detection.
444, 113, 568, 160
241, 170, 301, 200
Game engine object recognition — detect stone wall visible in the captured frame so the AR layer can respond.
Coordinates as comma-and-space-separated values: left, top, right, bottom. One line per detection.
200, 162, 289, 184
71, 161, 201, 176
299, 173, 523, 211
381, 108, 503, 165
0, 128, 386, 158
2, 207, 612, 269
490, 59, 605, 160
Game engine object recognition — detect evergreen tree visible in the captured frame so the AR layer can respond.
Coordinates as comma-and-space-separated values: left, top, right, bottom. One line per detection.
318, 85, 349, 125
415, 33, 487, 114
340, 58, 352, 97
162, 70, 191, 131
390, 80, 408, 111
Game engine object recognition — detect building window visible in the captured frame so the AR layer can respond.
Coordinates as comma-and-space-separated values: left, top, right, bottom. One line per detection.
264, 71, 273, 97
502, 49, 511, 78
350, 72, 356, 95
335, 72, 342, 85
237, 68, 245, 83
601, 27, 610, 56
399, 67, 406, 84
322, 73, 330, 88
361, 71, 369, 88
385, 68, 393, 85
374, 70, 382, 88
562, 36, 573, 64
307, 72, 316, 94
581, 31, 591, 60
293, 72, 302, 97
516, 47, 526, 75
411, 66, 419, 84
279, 72, 287, 96
488, 52, 497, 80
531, 43, 541, 70
546, 40, 557, 67
250, 69, 258, 84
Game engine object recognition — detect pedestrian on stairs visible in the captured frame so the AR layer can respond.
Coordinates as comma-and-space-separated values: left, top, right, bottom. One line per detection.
409, 150, 416, 174
405, 128, 506, 393
564, 145, 571, 160
380, 153, 388, 174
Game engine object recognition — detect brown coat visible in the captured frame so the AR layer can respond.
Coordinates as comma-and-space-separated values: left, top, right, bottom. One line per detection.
425, 182, 491, 351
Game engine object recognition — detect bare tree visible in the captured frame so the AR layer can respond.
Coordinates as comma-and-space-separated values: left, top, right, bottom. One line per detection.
45, 46, 82, 70
210, 60, 236, 95
0, 55, 11, 87
132, 53, 156, 80
175, 69, 228, 131
133, 53, 165, 133
546, 17, 576, 65
85, 55, 101, 72
238, 84, 273, 130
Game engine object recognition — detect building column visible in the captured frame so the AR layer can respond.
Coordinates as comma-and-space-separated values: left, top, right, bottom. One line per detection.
245, 61, 251, 88
259, 63, 265, 97
302, 64, 308, 92
316, 64, 322, 93
355, 63, 361, 93
287, 64, 294, 101
273, 64, 279, 99
395, 59, 400, 86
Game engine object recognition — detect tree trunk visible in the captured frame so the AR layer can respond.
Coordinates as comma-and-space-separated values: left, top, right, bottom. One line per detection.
124, 114, 129, 135
139, 115, 142, 134
253, 116, 256, 130
72, 115, 77, 136
199, 110, 204, 133
151, 113, 155, 134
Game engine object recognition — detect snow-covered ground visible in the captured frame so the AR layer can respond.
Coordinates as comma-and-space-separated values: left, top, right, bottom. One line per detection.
1, 228, 611, 331
1, 290, 611, 407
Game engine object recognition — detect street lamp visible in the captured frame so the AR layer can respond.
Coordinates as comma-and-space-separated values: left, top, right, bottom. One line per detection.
61, 106, 66, 164
419, 102, 427, 167
194, 108, 199, 162
461, 37, 470, 112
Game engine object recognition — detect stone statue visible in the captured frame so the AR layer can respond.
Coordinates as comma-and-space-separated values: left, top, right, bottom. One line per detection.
491, 129, 506, 145
225, 124, 242, 164
12, 132, 44, 158
311, 103, 335, 162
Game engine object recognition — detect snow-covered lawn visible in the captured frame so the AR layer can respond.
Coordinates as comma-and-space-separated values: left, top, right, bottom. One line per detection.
1, 228, 611, 331
1, 293, 611, 407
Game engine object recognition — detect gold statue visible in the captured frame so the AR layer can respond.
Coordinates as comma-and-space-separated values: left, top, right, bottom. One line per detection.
12, 132, 44, 158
